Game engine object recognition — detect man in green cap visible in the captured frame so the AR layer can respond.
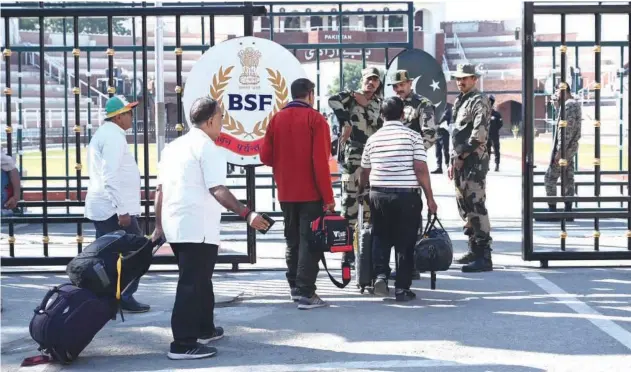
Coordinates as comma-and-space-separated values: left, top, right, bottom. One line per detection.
85, 95, 151, 312
447, 63, 493, 273
328, 66, 383, 268
389, 70, 437, 149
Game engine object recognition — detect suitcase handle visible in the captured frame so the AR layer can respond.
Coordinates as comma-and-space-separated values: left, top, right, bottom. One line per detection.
34, 286, 61, 314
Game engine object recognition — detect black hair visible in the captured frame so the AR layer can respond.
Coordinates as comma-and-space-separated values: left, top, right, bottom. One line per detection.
381, 96, 405, 121
190, 96, 219, 126
291, 78, 315, 100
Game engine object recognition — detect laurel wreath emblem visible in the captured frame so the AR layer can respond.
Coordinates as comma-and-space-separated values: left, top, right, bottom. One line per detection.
209, 66, 288, 139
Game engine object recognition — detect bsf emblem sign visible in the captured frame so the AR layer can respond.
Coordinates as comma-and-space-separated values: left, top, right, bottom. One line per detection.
183, 37, 307, 166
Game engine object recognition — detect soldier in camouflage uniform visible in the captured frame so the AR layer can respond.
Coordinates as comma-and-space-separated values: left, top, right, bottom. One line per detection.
388, 69, 438, 280
447, 64, 493, 273
328, 67, 383, 266
390, 70, 438, 149
537, 82, 582, 221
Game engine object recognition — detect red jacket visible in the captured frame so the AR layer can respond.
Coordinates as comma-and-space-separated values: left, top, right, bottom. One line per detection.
260, 101, 334, 205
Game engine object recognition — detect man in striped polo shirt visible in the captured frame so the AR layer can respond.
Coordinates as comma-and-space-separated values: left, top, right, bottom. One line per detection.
357, 96, 438, 301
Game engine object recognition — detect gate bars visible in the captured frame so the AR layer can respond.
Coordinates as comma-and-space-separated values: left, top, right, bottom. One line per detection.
522, 2, 631, 266
1, 2, 416, 267
0, 2, 267, 266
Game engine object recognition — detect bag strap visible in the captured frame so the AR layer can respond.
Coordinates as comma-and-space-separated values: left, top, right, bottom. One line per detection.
115, 253, 125, 322
320, 253, 351, 289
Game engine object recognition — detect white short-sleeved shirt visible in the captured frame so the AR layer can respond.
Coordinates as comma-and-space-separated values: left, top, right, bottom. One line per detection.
361, 120, 427, 188
157, 127, 227, 245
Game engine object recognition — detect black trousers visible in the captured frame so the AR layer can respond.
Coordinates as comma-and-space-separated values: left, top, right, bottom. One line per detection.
281, 201, 322, 298
435, 128, 450, 168
170, 242, 218, 347
370, 189, 422, 290
487, 135, 500, 165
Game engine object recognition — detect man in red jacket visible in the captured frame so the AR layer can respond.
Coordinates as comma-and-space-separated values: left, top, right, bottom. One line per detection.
261, 78, 335, 310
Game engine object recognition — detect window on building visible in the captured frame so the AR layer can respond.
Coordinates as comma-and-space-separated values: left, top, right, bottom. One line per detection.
389, 15, 404, 31
365, 15, 377, 31
310, 16, 323, 30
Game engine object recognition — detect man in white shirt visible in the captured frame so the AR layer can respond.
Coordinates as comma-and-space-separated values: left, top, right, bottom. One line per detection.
152, 96, 269, 360
84, 95, 150, 313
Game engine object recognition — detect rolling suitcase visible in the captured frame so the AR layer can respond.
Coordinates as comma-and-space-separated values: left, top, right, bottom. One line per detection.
355, 202, 374, 294
25, 284, 116, 366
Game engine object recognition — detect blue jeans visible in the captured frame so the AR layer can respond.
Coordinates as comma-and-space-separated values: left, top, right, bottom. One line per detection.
93, 214, 143, 302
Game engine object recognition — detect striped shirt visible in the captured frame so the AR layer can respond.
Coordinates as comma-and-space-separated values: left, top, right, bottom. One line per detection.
360, 120, 427, 188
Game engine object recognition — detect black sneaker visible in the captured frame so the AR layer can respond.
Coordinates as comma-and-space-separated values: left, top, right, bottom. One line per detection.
290, 288, 301, 302
120, 296, 150, 313
395, 289, 416, 302
167, 343, 217, 360
431, 168, 443, 174
198, 327, 224, 344
297, 294, 328, 310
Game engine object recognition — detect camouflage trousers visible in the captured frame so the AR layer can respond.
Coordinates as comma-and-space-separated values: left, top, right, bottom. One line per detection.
453, 157, 492, 249
341, 167, 371, 228
544, 158, 575, 197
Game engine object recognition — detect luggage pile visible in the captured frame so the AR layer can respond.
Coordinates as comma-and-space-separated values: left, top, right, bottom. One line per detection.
24, 231, 162, 366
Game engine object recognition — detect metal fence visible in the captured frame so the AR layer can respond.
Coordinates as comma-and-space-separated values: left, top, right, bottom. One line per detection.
522, 2, 631, 266
1, 1, 416, 267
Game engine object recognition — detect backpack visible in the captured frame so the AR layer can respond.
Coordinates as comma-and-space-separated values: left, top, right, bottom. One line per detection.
26, 284, 115, 365
414, 214, 453, 289
66, 230, 159, 319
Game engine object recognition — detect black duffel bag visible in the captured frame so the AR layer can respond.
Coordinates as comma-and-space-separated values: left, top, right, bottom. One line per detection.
414, 214, 453, 290
66, 230, 161, 320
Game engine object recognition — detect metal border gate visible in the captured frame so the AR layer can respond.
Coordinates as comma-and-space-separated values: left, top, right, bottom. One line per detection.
1, 1, 416, 267
522, 2, 631, 266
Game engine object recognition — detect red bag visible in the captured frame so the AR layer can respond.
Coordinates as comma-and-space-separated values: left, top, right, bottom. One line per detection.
309, 212, 353, 289
310, 213, 353, 253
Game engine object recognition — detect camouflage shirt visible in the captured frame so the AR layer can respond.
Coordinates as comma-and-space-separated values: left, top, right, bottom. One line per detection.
451, 88, 492, 159
552, 98, 582, 160
328, 90, 383, 149
401, 92, 437, 150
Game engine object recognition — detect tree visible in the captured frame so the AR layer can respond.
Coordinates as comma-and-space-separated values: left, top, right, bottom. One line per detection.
326, 63, 385, 96
327, 63, 363, 96
19, 17, 130, 35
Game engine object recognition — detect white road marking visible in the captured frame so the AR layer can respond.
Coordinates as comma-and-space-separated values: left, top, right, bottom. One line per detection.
133, 359, 487, 372
524, 272, 631, 351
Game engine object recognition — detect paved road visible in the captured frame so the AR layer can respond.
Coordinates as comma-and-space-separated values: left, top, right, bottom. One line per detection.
2, 154, 631, 371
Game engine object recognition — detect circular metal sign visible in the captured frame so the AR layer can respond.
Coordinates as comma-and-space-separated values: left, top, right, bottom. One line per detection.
183, 36, 308, 166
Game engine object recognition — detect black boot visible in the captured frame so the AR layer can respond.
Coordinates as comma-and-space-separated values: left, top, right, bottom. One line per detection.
454, 228, 476, 264
431, 168, 443, 174
494, 164, 499, 172
535, 203, 557, 222
564, 202, 575, 222
461, 246, 493, 273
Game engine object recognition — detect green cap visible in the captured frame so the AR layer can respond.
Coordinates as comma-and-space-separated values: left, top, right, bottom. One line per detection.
388, 70, 412, 85
361, 67, 381, 80
452, 63, 480, 78
104, 95, 138, 120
